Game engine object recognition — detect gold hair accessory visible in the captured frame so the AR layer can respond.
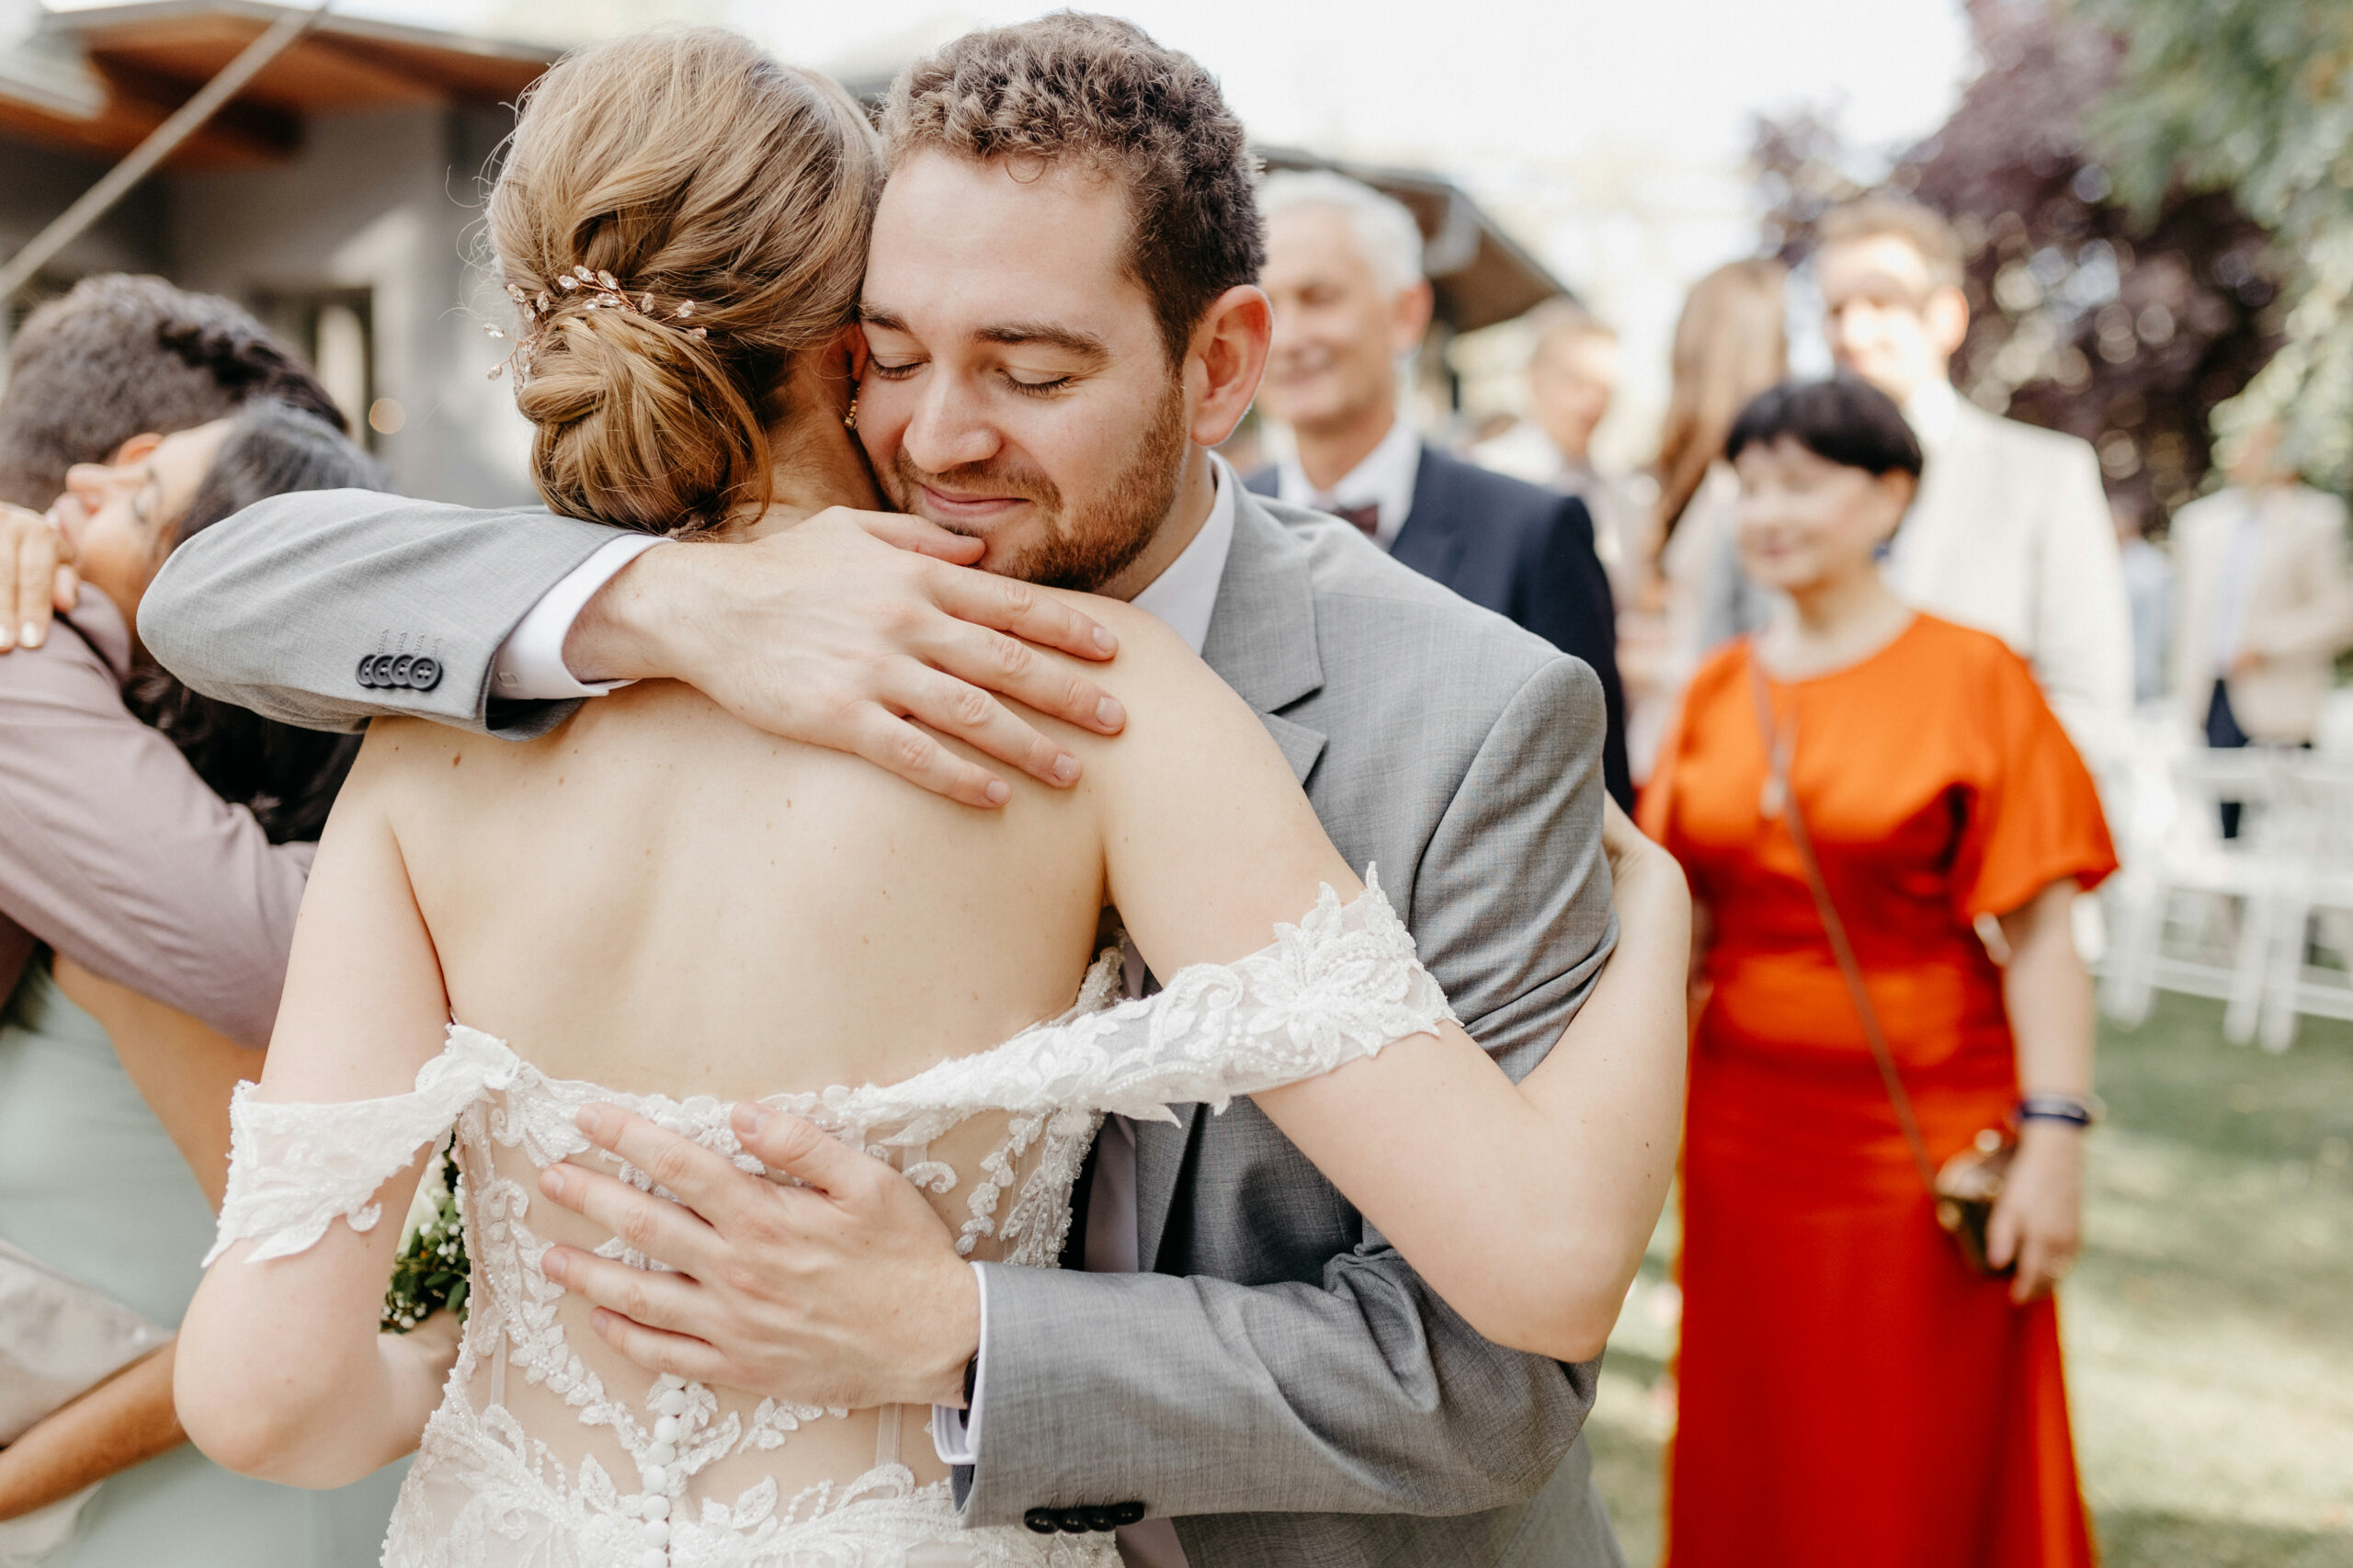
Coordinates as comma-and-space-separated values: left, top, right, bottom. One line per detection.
484, 268, 710, 382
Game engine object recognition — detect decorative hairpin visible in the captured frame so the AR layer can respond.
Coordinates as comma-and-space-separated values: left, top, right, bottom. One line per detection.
483, 268, 710, 382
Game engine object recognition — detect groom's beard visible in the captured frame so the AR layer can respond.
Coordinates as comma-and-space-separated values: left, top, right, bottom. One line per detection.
885, 378, 1189, 593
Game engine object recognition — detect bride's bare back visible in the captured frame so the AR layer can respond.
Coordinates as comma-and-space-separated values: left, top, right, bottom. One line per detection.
384, 676, 1111, 1104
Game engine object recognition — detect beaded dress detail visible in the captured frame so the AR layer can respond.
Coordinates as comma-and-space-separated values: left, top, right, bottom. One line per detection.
210, 877, 1451, 1568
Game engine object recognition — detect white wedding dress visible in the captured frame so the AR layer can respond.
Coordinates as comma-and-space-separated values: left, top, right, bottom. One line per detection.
208, 879, 1450, 1568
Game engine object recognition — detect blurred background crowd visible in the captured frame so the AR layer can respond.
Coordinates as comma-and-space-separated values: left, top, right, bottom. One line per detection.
0, 0, 2347, 1565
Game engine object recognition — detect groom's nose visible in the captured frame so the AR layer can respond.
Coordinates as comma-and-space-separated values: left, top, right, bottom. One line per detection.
897, 371, 1004, 477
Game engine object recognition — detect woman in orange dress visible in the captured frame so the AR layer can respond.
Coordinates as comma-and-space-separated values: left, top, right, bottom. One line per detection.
1640, 378, 2115, 1568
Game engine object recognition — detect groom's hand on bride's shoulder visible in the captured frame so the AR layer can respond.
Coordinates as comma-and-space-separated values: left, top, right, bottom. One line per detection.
535, 1100, 982, 1411
563, 506, 1128, 810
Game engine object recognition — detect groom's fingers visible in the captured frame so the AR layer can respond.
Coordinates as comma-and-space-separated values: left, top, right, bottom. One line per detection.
540, 1245, 707, 1337
538, 1161, 725, 1279
586, 1308, 729, 1386
572, 1105, 767, 1231
730, 1105, 881, 1203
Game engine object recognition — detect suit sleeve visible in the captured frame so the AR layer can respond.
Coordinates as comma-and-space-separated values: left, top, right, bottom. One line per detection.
959, 656, 1612, 1525
2029, 440, 2133, 763
1521, 494, 1633, 809
0, 625, 312, 1047
139, 489, 627, 741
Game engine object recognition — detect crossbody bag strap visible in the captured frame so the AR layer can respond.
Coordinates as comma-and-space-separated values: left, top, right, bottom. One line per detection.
1746, 647, 1942, 1196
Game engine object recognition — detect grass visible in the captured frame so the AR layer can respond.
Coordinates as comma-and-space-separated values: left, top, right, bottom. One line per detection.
1586, 992, 2353, 1567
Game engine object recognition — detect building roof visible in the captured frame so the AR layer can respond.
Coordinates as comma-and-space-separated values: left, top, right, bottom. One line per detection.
0, 1, 555, 166
1257, 147, 1568, 334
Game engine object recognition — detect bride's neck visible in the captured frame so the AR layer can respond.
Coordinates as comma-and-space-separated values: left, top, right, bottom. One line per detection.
734, 367, 883, 539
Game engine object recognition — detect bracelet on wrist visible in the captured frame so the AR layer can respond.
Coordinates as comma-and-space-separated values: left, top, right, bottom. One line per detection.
2016, 1092, 2104, 1130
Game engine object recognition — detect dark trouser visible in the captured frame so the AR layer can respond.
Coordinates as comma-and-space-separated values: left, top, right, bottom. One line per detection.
2206, 679, 2250, 837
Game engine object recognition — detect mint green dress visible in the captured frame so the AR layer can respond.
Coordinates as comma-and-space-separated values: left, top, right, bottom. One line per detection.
0, 960, 407, 1566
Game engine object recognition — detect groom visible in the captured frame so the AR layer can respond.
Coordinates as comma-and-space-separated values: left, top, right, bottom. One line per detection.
140, 17, 1662, 1566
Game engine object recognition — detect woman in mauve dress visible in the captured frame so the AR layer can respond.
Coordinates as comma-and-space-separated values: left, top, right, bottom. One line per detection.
1640, 377, 2114, 1568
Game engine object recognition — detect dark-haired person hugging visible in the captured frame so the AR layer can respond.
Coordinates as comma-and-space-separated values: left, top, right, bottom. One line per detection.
1639, 377, 2117, 1568
0, 278, 411, 1567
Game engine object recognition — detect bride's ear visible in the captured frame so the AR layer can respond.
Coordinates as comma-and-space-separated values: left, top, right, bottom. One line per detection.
832, 323, 870, 387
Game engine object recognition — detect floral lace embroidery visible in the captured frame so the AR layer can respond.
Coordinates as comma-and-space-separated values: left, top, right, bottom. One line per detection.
209, 875, 1445, 1566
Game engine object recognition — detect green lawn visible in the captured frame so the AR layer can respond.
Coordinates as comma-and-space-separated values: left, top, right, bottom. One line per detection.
1587, 994, 2353, 1567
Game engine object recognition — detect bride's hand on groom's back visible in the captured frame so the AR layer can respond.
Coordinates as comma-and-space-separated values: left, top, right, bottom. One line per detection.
566, 506, 1131, 809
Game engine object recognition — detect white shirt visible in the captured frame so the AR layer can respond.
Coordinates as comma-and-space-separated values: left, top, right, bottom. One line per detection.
2211, 490, 2266, 676
492, 464, 1237, 1568
1274, 414, 1421, 551
1904, 377, 1961, 454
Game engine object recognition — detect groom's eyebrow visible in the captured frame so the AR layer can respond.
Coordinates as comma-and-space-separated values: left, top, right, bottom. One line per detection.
858, 306, 1107, 365
972, 321, 1109, 363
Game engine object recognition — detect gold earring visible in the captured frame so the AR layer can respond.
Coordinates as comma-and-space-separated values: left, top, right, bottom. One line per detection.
843, 395, 858, 432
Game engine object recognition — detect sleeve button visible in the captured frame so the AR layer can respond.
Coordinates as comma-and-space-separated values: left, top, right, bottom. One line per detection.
356, 653, 380, 687
409, 656, 441, 691
1022, 1509, 1058, 1536
1111, 1501, 1145, 1527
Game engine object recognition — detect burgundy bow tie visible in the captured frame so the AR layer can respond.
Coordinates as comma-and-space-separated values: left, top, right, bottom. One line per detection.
1334, 503, 1380, 538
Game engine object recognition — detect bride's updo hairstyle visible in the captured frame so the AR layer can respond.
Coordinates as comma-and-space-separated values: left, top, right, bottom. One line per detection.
485, 28, 880, 535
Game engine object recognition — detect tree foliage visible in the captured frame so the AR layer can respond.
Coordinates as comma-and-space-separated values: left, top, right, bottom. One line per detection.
1752, 0, 2279, 522
2084, 0, 2353, 492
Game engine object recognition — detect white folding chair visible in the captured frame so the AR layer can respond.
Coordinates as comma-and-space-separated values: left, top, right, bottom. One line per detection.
2099, 745, 2286, 1041
2254, 758, 2353, 1051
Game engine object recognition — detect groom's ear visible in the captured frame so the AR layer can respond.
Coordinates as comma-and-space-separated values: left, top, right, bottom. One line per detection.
1186, 284, 1271, 449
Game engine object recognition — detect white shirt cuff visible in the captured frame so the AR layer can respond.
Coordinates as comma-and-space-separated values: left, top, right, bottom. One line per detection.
930, 1262, 990, 1467
490, 535, 665, 700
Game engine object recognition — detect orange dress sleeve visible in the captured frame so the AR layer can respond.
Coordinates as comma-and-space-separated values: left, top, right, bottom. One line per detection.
1950, 642, 2120, 922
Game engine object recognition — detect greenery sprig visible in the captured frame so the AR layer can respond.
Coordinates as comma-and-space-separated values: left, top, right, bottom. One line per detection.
382, 1151, 470, 1334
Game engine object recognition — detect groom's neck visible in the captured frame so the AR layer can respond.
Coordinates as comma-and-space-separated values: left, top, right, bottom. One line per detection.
1097, 446, 1217, 604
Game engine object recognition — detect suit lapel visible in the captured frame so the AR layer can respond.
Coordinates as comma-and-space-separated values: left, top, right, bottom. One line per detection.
1133, 489, 1328, 1266
1390, 445, 1469, 587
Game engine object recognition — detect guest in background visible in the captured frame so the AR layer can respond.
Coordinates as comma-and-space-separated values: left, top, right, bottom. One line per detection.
0, 336, 407, 1557
1642, 378, 2111, 1568
0, 275, 345, 654
2112, 497, 2173, 708
1620, 257, 1787, 779
2172, 419, 2353, 758
1249, 169, 1632, 806
1816, 196, 2131, 765
1468, 299, 1643, 601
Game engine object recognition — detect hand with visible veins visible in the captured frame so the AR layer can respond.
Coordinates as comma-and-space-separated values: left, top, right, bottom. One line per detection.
565, 506, 1128, 808
535, 1103, 981, 1410
0, 502, 78, 653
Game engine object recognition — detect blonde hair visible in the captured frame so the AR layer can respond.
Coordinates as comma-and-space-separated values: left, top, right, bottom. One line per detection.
1817, 196, 1966, 291
486, 28, 881, 535
1655, 258, 1788, 538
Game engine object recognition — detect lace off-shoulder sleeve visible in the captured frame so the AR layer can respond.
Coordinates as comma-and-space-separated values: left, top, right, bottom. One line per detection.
206, 1031, 512, 1265
794, 869, 1457, 1136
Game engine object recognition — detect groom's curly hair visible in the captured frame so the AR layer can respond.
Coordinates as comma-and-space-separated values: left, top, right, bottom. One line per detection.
880, 14, 1265, 365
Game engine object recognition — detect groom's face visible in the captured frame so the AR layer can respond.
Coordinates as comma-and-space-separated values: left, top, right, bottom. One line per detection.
857, 150, 1192, 594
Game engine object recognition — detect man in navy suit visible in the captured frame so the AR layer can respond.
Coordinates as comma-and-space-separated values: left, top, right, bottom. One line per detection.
1246, 171, 1631, 807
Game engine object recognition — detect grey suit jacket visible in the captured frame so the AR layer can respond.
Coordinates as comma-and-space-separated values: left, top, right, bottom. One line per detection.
141, 484, 1625, 1568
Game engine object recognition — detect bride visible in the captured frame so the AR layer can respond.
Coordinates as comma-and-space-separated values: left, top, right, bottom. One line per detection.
173, 27, 1687, 1568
